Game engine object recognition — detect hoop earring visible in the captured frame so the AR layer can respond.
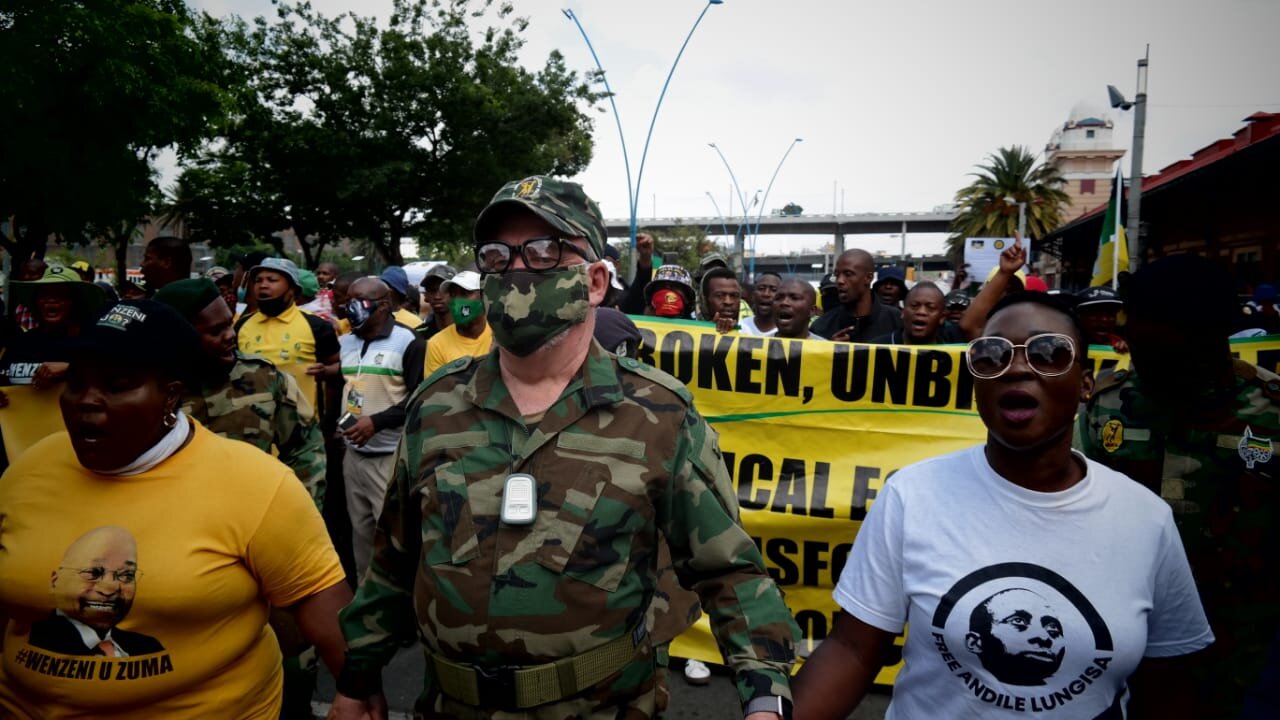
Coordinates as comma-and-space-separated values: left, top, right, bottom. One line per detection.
163, 411, 178, 428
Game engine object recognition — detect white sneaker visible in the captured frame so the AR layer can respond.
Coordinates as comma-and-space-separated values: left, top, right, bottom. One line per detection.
683, 659, 711, 686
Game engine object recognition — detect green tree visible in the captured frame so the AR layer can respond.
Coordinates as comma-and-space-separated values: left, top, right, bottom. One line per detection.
0, 0, 230, 277
946, 146, 1069, 267
185, 0, 600, 267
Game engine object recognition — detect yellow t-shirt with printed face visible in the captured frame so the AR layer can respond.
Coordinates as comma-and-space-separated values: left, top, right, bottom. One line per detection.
424, 322, 493, 375
0, 422, 346, 719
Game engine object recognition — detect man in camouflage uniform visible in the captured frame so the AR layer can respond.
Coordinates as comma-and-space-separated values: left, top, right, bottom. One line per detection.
329, 177, 798, 720
156, 278, 326, 505
156, 278, 329, 720
1078, 254, 1280, 718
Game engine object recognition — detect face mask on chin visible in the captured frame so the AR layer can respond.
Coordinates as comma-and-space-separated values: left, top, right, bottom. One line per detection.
483, 264, 591, 357
257, 295, 290, 317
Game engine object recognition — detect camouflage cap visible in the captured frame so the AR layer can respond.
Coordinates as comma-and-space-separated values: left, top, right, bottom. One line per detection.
698, 252, 729, 271
474, 176, 606, 259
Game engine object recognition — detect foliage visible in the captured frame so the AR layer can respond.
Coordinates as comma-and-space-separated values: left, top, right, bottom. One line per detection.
0, 0, 230, 274
180, 0, 601, 267
946, 146, 1070, 267
610, 226, 710, 279
778, 202, 804, 217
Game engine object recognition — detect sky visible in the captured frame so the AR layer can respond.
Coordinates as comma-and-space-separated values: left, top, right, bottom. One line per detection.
187, 0, 1280, 258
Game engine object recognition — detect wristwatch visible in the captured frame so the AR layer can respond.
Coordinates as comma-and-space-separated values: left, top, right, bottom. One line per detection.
744, 695, 793, 720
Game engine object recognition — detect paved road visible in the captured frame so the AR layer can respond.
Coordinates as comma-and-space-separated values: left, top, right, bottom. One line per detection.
314, 648, 891, 719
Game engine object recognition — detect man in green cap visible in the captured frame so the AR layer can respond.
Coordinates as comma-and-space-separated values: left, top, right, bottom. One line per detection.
156, 278, 326, 502
330, 176, 798, 720
155, 277, 329, 719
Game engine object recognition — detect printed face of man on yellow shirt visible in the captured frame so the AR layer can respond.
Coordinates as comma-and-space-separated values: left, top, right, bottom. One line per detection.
50, 526, 140, 632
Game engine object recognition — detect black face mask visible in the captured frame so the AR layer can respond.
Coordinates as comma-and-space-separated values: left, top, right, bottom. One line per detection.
258, 296, 290, 317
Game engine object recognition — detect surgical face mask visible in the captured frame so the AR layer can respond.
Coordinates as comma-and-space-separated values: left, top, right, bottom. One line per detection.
449, 297, 484, 325
483, 264, 591, 357
345, 299, 379, 329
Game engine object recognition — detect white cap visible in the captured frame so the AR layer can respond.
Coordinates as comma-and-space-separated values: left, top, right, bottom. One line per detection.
442, 270, 483, 293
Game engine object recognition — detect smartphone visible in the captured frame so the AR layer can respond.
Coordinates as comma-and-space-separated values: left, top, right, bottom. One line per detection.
338, 412, 358, 431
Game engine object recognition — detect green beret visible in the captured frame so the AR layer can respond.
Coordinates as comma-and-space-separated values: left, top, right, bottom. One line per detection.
154, 278, 223, 321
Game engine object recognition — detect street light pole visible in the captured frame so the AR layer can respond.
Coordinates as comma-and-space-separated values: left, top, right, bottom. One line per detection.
1127, 51, 1149, 270
562, 1, 723, 281
705, 191, 730, 242
750, 137, 803, 278
708, 142, 751, 275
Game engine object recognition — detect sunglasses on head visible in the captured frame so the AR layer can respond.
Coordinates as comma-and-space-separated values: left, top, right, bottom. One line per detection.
965, 333, 1077, 379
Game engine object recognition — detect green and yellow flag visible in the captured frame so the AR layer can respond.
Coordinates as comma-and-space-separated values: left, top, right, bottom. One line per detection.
1091, 166, 1129, 287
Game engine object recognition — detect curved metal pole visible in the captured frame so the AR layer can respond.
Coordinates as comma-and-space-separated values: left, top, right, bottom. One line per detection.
562, 9, 633, 248
704, 191, 730, 242
750, 138, 803, 277
707, 143, 750, 232
632, 0, 720, 234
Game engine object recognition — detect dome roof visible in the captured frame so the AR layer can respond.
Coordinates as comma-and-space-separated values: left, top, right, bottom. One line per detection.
1067, 100, 1112, 129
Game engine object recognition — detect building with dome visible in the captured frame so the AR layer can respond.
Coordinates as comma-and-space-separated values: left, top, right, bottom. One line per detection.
1041, 111, 1280, 293
1045, 101, 1126, 223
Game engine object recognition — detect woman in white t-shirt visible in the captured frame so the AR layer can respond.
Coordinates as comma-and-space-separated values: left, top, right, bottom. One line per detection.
792, 291, 1214, 720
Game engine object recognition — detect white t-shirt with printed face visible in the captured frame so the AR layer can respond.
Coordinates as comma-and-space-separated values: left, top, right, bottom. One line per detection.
835, 446, 1213, 720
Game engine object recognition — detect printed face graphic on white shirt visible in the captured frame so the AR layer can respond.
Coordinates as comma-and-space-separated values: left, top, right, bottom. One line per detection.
965, 588, 1066, 686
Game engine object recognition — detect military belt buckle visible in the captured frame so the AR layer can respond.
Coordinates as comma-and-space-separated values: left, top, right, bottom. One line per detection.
474, 664, 520, 710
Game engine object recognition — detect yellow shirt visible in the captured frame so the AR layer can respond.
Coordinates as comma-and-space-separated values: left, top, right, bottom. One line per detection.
0, 423, 346, 719
237, 304, 338, 409
393, 308, 422, 329
424, 323, 493, 375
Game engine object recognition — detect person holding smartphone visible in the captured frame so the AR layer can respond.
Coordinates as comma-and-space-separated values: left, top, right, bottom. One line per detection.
333, 277, 425, 580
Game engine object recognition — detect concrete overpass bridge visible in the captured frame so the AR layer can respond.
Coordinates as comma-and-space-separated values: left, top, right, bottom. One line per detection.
604, 210, 957, 256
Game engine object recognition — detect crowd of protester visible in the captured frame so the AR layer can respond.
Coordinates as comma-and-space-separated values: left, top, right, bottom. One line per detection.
0, 176, 1276, 720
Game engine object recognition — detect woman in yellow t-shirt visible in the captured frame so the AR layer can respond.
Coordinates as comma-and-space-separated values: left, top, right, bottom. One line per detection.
0, 300, 353, 720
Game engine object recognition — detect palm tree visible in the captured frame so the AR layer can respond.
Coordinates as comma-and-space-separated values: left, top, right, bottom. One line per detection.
946, 146, 1070, 268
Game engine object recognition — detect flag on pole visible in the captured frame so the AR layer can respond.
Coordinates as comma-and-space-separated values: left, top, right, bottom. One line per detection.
1091, 166, 1129, 288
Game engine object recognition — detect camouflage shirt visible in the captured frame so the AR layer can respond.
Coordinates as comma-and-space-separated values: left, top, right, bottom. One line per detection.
339, 342, 798, 718
182, 352, 326, 509
1078, 359, 1280, 717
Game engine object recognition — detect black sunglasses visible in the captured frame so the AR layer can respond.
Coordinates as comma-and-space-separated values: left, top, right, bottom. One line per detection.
475, 236, 595, 274
965, 333, 1077, 379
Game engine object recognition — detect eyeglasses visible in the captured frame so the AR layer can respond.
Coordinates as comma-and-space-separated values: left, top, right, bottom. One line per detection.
966, 333, 1077, 379
475, 236, 595, 274
60, 566, 138, 584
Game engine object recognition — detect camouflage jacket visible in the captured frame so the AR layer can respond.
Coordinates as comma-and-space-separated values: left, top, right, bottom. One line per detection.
1078, 359, 1280, 716
339, 342, 797, 718
182, 352, 326, 509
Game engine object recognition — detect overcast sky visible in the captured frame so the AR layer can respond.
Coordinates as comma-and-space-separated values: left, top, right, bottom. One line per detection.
190, 0, 1280, 257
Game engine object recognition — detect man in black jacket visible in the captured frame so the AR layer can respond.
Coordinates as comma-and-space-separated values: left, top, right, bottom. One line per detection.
810, 249, 902, 342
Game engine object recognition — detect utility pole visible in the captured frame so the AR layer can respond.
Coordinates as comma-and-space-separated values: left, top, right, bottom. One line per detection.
1127, 48, 1149, 270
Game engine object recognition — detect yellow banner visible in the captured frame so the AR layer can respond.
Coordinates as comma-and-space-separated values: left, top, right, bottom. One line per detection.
5, 323, 1280, 681
0, 385, 66, 462
636, 317, 1280, 682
